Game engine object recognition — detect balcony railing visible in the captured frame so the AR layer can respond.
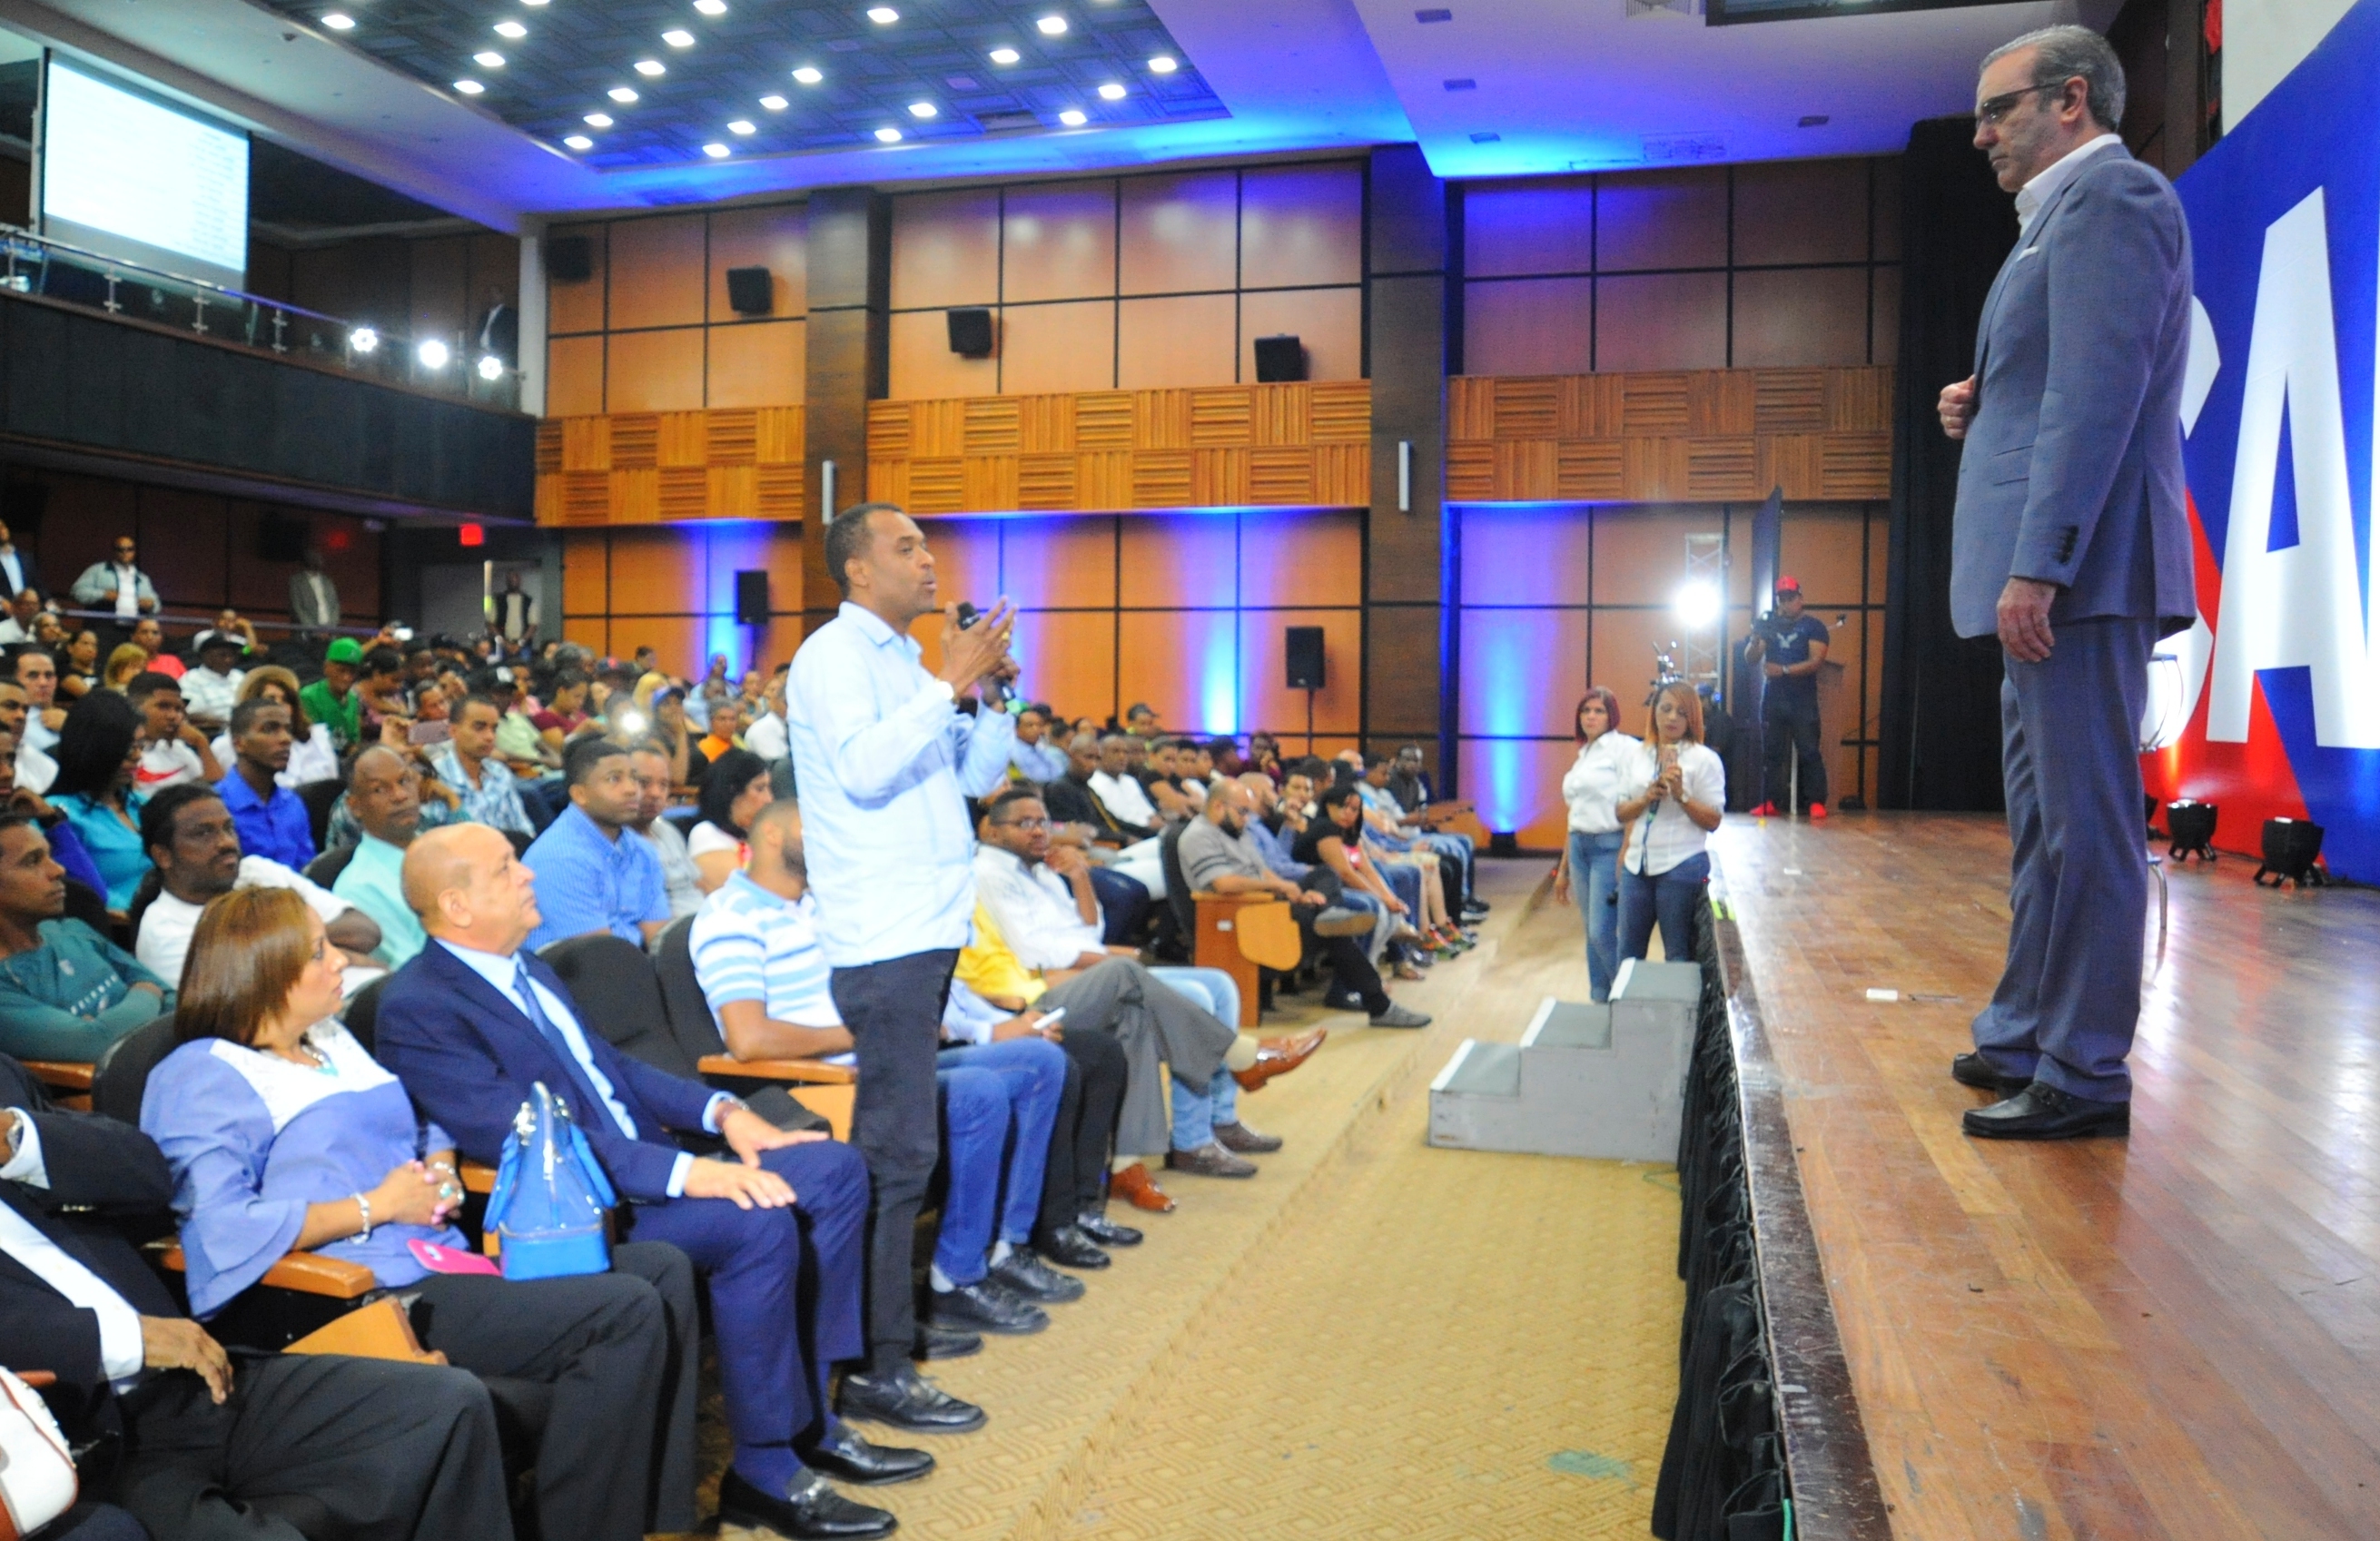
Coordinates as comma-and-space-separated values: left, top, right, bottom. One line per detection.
0, 225, 520, 410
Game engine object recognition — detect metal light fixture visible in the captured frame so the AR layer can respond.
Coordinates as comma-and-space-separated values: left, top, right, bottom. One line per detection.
1037, 14, 1067, 33
759, 94, 787, 110
454, 79, 485, 94
989, 46, 1020, 64
322, 12, 357, 30
703, 142, 730, 157
662, 29, 695, 46
634, 58, 666, 76
792, 66, 823, 84
1148, 55, 1177, 73
609, 85, 639, 102
494, 19, 527, 36
477, 354, 504, 380
874, 125, 903, 142
473, 51, 505, 68
348, 326, 379, 354
908, 101, 937, 118
1057, 108, 1086, 125
1097, 83, 1124, 100
584, 112, 614, 126
417, 339, 450, 370
563, 133, 593, 149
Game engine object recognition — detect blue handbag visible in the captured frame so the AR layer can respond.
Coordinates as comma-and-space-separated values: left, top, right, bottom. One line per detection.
484, 1081, 617, 1280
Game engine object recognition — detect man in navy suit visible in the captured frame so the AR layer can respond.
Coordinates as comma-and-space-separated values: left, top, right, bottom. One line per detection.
1938, 25, 2195, 1141
374, 823, 928, 1540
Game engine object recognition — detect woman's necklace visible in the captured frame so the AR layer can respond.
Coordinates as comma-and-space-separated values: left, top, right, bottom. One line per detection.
279, 1039, 334, 1075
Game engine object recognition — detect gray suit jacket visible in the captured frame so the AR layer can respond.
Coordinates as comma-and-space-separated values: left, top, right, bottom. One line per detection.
290, 568, 341, 630
1950, 146, 2197, 640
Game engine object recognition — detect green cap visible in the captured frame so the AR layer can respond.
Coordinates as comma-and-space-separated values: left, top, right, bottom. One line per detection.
324, 637, 364, 664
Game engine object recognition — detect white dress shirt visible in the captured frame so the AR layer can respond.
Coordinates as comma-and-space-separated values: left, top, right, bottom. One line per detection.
785, 601, 1016, 968
1623, 740, 1727, 877
973, 846, 1102, 971
1088, 770, 1157, 827
2014, 132, 2122, 236
16, 741, 55, 795
0, 549, 21, 594
742, 710, 789, 762
1561, 732, 1644, 835
0, 1112, 146, 1388
0, 618, 27, 647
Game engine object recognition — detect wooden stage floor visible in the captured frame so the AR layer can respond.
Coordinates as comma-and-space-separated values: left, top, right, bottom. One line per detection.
1718, 811, 2380, 1541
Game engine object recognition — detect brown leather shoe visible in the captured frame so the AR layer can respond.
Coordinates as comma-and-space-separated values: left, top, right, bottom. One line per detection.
1212, 1120, 1282, 1154
1234, 1029, 1326, 1092
1109, 1161, 1175, 1212
1164, 1142, 1258, 1179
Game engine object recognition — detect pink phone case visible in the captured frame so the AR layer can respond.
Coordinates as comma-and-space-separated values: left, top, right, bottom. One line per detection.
408, 1239, 500, 1276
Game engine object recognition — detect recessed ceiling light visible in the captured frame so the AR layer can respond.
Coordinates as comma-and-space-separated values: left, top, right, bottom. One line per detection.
455, 79, 485, 94
1058, 108, 1086, 125
907, 101, 936, 118
874, 125, 903, 142
608, 85, 639, 102
703, 142, 730, 157
1036, 14, 1067, 34
493, 20, 527, 38
520, 0, 546, 6
866, 5, 899, 21
634, 58, 666, 75
321, 12, 356, 31
759, 94, 787, 110
1147, 55, 1176, 73
584, 112, 614, 126
728, 119, 755, 133
564, 133, 593, 149
1468, 131, 1499, 143
662, 29, 695, 46
473, 51, 505, 68
694, 0, 728, 12
1097, 82, 1124, 100
988, 46, 1020, 64
792, 65, 823, 84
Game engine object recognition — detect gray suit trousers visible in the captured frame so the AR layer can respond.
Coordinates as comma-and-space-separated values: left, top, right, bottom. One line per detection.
1037, 958, 1236, 1158
1970, 617, 2155, 1101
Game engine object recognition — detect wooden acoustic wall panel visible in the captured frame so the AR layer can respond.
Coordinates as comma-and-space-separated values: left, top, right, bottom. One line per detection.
1445, 366, 1891, 503
864, 382, 1371, 515
534, 407, 805, 526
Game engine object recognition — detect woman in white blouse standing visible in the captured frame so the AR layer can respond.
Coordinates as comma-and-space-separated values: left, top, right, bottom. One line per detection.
1552, 687, 1640, 1001
1615, 682, 1726, 968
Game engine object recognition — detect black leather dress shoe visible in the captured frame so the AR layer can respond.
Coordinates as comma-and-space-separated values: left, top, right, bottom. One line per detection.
1034, 1226, 1111, 1270
1951, 1052, 2031, 1096
1076, 1210, 1143, 1247
991, 1250, 1086, 1303
913, 1325, 981, 1360
802, 1422, 935, 1486
717, 1467, 896, 1539
1962, 1082, 2129, 1141
839, 1365, 987, 1433
927, 1279, 1048, 1336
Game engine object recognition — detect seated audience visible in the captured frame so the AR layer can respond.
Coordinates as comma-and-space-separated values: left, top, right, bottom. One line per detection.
0, 724, 104, 896
48, 691, 152, 913
0, 677, 57, 793
430, 693, 535, 836
521, 736, 669, 951
55, 627, 100, 702
133, 782, 381, 990
99, 643, 147, 695
743, 669, 790, 762
1088, 733, 1159, 829
375, 822, 922, 1536
1009, 703, 1067, 782
213, 667, 341, 787
0, 585, 40, 645
1042, 731, 1151, 845
126, 618, 183, 680
128, 671, 221, 795
15, 644, 64, 754
484, 667, 558, 775
1367, 752, 1483, 919
691, 747, 772, 894
1299, 784, 1426, 977
189, 607, 262, 660
697, 694, 746, 764
353, 646, 410, 736
1615, 680, 1725, 966
215, 697, 317, 873
301, 637, 365, 755
532, 670, 594, 753
0, 813, 173, 1062
627, 738, 703, 918
332, 746, 434, 968
140, 887, 700, 1541
641, 679, 705, 788
180, 629, 246, 733
0, 1052, 511, 1540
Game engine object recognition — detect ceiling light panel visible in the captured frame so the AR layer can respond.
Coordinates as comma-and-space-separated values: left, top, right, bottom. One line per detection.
252, 0, 1220, 168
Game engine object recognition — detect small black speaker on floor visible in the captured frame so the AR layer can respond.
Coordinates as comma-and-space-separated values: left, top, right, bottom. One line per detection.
1253, 334, 1306, 383
2166, 799, 2218, 863
725, 266, 774, 316
548, 235, 594, 284
947, 308, 994, 358
2253, 816, 2326, 889
1285, 626, 1325, 690
734, 570, 770, 627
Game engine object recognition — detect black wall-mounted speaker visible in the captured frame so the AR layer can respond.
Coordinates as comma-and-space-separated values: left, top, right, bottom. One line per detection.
1253, 334, 1306, 383
725, 266, 774, 316
734, 569, 770, 627
947, 308, 995, 358
257, 512, 310, 564
548, 235, 594, 284
1285, 626, 1326, 690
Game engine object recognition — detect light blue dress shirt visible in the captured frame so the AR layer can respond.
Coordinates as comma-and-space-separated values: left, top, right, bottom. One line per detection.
786, 601, 1017, 968
1008, 736, 1067, 782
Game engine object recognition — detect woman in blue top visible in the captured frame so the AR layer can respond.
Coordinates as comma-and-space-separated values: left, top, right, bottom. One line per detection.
140, 887, 704, 1541
46, 690, 149, 913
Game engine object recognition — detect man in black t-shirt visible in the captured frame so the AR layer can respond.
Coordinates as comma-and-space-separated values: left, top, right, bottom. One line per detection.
1746, 576, 1832, 816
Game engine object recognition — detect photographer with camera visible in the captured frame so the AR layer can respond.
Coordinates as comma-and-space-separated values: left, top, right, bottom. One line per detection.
1744, 576, 1831, 818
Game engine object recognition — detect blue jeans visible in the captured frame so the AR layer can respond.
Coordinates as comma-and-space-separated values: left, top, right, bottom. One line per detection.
933, 1036, 1067, 1284
1618, 849, 1710, 970
1150, 964, 1239, 1031
1421, 830, 1474, 895
1087, 865, 1150, 944
1149, 966, 1242, 1149
1378, 860, 1423, 921
1568, 829, 1625, 1001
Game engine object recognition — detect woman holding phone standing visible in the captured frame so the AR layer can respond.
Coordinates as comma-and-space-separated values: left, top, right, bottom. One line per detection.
1553, 687, 1640, 1002
1615, 682, 1724, 968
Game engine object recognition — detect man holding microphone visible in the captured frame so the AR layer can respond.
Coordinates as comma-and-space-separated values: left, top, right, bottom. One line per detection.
789, 501, 1019, 1431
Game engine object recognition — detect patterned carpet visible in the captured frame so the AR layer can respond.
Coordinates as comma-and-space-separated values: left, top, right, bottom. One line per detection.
705, 860, 1682, 1541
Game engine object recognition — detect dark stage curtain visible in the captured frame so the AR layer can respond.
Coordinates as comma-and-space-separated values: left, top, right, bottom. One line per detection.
1878, 118, 2020, 811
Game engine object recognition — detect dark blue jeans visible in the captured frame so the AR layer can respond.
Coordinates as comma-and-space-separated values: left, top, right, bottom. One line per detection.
1619, 849, 1710, 968
933, 1035, 1067, 1283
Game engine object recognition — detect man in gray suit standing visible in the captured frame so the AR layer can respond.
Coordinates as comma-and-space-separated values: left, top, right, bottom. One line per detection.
1937, 25, 2195, 1141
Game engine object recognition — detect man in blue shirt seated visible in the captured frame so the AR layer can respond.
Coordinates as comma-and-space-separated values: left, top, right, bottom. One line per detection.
214, 697, 315, 872
522, 736, 669, 952
0, 813, 173, 1063
374, 821, 927, 1540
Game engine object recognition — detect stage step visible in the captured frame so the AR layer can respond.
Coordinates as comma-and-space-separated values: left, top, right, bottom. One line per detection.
1427, 958, 1701, 1161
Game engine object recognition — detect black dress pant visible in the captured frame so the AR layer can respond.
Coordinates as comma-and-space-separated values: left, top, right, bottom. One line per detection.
113, 1351, 507, 1541
1762, 696, 1827, 811
832, 946, 961, 1372
1036, 1028, 1128, 1235
406, 1239, 694, 1541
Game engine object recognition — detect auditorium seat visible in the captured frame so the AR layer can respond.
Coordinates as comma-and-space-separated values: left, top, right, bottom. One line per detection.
295, 779, 346, 853
305, 845, 357, 888
653, 916, 849, 1139
1158, 817, 1297, 1026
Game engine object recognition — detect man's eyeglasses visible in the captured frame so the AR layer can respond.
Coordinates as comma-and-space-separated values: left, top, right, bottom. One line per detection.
1973, 81, 2067, 129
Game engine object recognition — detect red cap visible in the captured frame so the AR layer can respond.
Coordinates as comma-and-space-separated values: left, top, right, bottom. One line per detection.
1773, 575, 1802, 594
